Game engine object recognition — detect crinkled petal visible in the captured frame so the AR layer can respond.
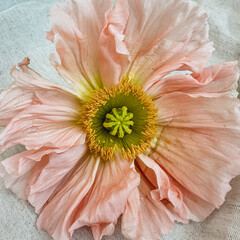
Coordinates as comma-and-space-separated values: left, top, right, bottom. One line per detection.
0, 58, 85, 151
0, 147, 61, 199
0, 105, 85, 152
0, 87, 33, 127
168, 175, 216, 222
137, 154, 187, 220
192, 61, 239, 97
121, 154, 190, 240
152, 92, 240, 209
27, 145, 87, 213
37, 155, 139, 240
145, 61, 239, 98
36, 154, 100, 240
0, 58, 82, 127
69, 156, 139, 240
91, 223, 115, 240
122, 184, 176, 240
155, 92, 240, 132
47, 0, 111, 99
12, 58, 82, 108
98, 0, 130, 87
138, 154, 216, 222
125, 0, 213, 85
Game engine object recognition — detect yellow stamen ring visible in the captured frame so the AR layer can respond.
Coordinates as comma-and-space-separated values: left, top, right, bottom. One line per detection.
80, 79, 158, 161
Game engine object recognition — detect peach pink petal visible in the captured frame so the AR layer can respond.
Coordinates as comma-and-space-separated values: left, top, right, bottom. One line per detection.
124, 0, 213, 85
0, 104, 85, 153
0, 59, 86, 152
121, 154, 191, 239
192, 61, 240, 94
137, 154, 187, 220
11, 59, 82, 109
98, 0, 130, 88
0, 88, 33, 126
155, 92, 240, 131
0, 147, 62, 199
153, 92, 240, 208
47, 0, 111, 99
144, 61, 239, 98
68, 156, 139, 239
91, 223, 115, 240
121, 185, 176, 240
167, 175, 216, 222
26, 145, 87, 213
37, 155, 140, 240
0, 58, 82, 128
36, 154, 100, 240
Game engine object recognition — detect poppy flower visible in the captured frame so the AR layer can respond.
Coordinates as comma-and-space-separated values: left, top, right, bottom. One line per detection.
0, 0, 240, 239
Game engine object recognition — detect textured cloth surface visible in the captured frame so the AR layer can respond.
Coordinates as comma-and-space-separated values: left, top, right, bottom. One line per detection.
0, 0, 240, 239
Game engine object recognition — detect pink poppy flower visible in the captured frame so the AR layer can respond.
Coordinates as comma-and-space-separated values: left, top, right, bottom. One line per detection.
1, 0, 240, 239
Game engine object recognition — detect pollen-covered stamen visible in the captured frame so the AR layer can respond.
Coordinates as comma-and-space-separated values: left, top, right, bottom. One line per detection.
103, 106, 134, 138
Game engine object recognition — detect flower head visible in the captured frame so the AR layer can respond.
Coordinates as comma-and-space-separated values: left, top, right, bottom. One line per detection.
80, 78, 158, 160
0, 0, 240, 240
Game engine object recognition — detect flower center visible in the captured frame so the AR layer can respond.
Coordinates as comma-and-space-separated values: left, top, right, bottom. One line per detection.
103, 107, 134, 138
80, 79, 158, 161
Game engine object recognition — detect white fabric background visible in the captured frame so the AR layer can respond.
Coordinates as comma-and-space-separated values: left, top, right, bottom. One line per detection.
0, 0, 240, 239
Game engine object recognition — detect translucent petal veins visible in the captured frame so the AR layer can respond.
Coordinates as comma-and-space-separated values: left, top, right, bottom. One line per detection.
80, 79, 158, 161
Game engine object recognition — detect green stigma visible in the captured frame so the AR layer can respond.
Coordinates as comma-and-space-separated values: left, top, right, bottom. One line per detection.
103, 106, 134, 138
